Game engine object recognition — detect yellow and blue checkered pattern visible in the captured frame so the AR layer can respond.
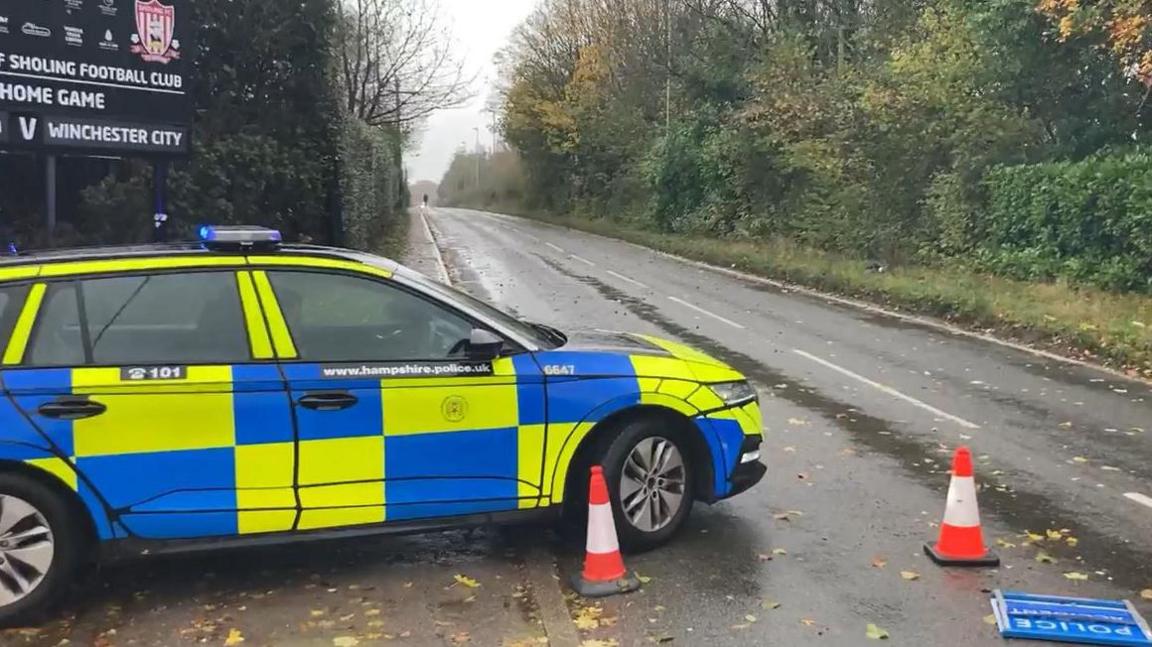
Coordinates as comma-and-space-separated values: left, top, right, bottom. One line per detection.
0, 256, 763, 544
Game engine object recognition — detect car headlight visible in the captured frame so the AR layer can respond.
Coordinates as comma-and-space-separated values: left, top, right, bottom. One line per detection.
709, 380, 758, 407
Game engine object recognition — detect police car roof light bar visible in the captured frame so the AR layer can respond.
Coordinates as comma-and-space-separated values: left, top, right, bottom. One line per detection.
199, 225, 282, 251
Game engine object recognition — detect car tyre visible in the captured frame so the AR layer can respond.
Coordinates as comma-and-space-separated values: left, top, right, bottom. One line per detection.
597, 418, 694, 553
0, 473, 87, 628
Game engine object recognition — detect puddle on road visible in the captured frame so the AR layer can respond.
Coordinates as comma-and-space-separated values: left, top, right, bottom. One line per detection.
543, 259, 1152, 594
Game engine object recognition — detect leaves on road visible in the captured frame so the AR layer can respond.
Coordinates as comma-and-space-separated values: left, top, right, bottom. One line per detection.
787, 418, 809, 426
996, 538, 1017, 548
871, 556, 888, 569
900, 570, 920, 581
1066, 537, 1079, 547
454, 574, 481, 588
1025, 531, 1045, 543
636, 573, 652, 584
744, 614, 758, 623
1140, 589, 1152, 600
1035, 551, 1057, 564
865, 623, 890, 640
450, 631, 471, 644
801, 618, 817, 627
772, 548, 788, 556
224, 629, 245, 646
580, 640, 619, 647
1072, 456, 1088, 463
574, 605, 604, 630
1064, 572, 1089, 581
332, 638, 360, 647
983, 614, 998, 625
762, 600, 782, 610
1046, 529, 1063, 540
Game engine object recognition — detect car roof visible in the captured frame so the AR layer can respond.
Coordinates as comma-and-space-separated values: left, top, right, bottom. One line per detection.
0, 242, 401, 274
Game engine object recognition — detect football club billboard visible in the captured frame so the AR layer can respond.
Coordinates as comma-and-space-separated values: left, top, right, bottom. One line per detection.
0, 0, 191, 156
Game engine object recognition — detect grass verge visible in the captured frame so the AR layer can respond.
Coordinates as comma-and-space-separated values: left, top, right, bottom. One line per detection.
510, 212, 1152, 375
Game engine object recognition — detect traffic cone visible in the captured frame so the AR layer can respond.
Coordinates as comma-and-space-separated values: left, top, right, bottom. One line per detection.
571, 465, 642, 597
924, 446, 1000, 566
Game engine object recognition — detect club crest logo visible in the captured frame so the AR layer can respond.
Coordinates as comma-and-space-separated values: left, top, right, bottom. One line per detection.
130, 0, 179, 64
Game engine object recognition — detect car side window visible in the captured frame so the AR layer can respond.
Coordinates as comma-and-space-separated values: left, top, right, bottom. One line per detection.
27, 272, 251, 366
266, 270, 474, 362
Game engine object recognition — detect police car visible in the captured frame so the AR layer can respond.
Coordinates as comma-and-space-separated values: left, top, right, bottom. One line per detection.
0, 226, 764, 623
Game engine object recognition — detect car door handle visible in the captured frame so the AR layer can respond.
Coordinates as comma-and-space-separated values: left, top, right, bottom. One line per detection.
297, 391, 359, 411
38, 397, 107, 420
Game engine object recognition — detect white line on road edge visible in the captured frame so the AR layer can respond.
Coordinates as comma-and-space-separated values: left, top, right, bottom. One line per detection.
545, 242, 566, 253
793, 349, 981, 429
420, 209, 453, 286
569, 254, 597, 267
668, 296, 746, 329
1124, 492, 1152, 510
606, 270, 649, 289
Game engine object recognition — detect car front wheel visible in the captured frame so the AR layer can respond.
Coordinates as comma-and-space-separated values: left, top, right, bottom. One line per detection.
599, 419, 694, 552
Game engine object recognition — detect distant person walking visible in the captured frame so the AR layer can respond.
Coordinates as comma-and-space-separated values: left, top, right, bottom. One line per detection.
421, 194, 430, 214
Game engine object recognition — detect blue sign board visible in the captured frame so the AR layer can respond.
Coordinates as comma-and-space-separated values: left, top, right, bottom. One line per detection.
992, 591, 1152, 646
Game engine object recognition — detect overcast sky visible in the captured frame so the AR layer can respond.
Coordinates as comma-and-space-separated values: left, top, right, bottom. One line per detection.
406, 0, 538, 184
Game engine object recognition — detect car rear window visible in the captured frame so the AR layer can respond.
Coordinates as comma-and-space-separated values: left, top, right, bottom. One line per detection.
26, 272, 251, 367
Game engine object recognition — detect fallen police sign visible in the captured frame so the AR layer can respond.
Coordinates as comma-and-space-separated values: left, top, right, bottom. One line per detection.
992, 590, 1152, 646
0, 0, 190, 156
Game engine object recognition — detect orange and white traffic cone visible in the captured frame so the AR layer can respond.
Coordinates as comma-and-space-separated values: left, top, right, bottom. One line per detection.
571, 465, 642, 597
925, 446, 999, 566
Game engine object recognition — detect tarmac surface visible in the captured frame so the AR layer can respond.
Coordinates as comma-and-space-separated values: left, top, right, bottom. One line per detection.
4, 206, 1149, 646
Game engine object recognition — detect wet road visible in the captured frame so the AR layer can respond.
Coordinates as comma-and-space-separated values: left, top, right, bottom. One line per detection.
428, 207, 1152, 645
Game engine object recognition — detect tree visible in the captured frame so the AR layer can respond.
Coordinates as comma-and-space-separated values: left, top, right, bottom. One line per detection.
336, 0, 474, 129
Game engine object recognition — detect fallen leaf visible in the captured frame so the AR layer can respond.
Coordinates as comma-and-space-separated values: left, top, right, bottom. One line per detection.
1064, 572, 1089, 581
1072, 456, 1088, 463
310, 609, 327, 618
1035, 551, 1057, 564
454, 574, 480, 588
1046, 529, 1063, 540
580, 640, 619, 647
1140, 589, 1152, 600
762, 600, 781, 609
900, 571, 920, 581
871, 556, 888, 569
636, 573, 652, 584
332, 638, 360, 647
801, 618, 817, 627
757, 553, 773, 561
772, 548, 788, 556
787, 418, 809, 426
450, 631, 471, 644
730, 623, 750, 630
744, 615, 757, 623
865, 623, 890, 640
574, 606, 603, 631
983, 614, 998, 625
403, 582, 413, 588
773, 513, 792, 521
1025, 531, 1045, 542
224, 629, 245, 646
1058, 421, 1072, 429
996, 538, 1017, 549
1066, 537, 1079, 547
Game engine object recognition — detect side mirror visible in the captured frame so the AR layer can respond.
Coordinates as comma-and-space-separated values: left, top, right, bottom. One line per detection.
467, 328, 504, 361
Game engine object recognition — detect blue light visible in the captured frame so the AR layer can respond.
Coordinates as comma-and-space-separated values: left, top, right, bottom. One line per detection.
198, 226, 212, 241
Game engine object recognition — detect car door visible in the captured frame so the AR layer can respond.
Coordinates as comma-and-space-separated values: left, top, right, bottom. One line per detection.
1, 270, 297, 540
253, 268, 545, 530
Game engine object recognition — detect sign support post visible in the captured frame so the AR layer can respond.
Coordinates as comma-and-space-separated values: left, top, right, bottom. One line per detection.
44, 154, 57, 240
152, 160, 169, 242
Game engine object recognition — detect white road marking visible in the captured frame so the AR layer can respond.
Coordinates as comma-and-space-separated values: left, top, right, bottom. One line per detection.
667, 296, 746, 329
606, 270, 649, 289
544, 242, 566, 253
793, 349, 981, 429
1124, 492, 1152, 510
570, 254, 597, 267
420, 209, 452, 286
